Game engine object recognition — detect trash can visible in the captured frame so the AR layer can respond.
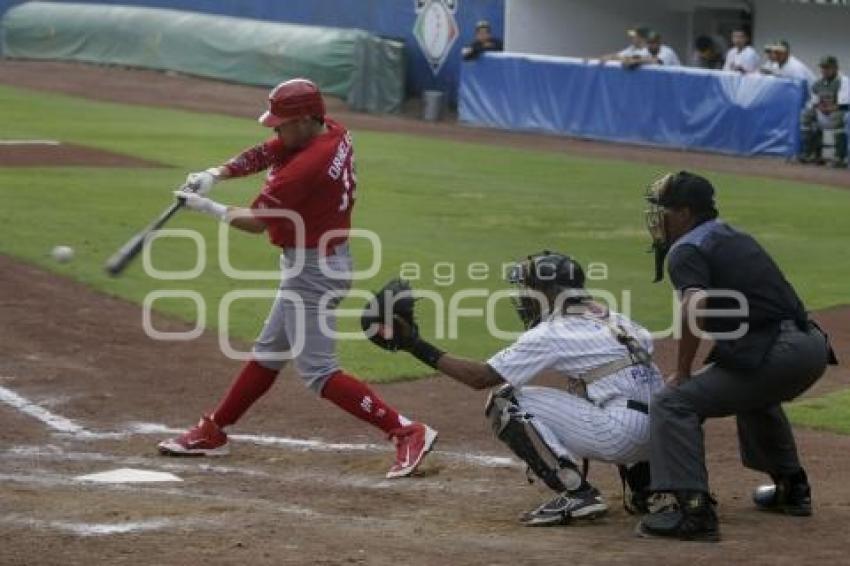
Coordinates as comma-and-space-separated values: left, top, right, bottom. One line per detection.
422, 90, 445, 122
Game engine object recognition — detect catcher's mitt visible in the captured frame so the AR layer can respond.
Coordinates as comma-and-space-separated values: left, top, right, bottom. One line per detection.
361, 278, 419, 351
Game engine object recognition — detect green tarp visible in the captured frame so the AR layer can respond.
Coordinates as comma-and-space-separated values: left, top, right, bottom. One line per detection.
0, 1, 404, 112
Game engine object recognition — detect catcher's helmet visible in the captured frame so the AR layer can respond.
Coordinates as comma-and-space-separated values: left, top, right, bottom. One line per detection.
259, 78, 326, 127
507, 251, 589, 328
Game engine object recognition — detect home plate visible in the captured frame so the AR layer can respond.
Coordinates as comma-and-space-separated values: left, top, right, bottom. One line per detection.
75, 468, 182, 483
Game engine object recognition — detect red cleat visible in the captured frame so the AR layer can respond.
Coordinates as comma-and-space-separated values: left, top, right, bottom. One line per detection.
157, 415, 229, 457
386, 423, 438, 479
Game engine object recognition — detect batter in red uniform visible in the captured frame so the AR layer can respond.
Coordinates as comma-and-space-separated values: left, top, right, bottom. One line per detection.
158, 79, 438, 478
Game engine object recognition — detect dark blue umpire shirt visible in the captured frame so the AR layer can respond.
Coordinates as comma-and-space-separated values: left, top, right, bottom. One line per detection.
667, 219, 808, 370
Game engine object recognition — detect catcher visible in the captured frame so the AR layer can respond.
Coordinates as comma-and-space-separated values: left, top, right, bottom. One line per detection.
362, 252, 664, 526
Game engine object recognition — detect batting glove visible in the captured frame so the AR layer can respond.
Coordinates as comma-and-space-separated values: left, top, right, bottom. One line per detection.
173, 191, 228, 221
181, 167, 223, 196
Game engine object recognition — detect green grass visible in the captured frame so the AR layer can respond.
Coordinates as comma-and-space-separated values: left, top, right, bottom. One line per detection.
787, 390, 850, 435
2, 83, 850, 383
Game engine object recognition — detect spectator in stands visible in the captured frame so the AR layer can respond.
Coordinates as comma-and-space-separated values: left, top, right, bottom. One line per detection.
761, 41, 816, 85
623, 30, 681, 69
462, 20, 503, 61
646, 30, 681, 66
723, 28, 760, 74
693, 35, 724, 70
799, 55, 849, 168
598, 25, 650, 65
762, 44, 778, 70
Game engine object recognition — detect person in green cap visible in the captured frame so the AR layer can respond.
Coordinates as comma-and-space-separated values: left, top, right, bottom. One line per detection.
800, 55, 849, 167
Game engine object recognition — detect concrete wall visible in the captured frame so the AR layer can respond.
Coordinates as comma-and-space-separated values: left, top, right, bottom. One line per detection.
505, 0, 690, 61
753, 0, 850, 74
505, 0, 850, 76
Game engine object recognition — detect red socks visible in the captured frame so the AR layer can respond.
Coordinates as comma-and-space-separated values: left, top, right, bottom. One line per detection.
211, 360, 279, 428
321, 371, 408, 434
210, 364, 408, 435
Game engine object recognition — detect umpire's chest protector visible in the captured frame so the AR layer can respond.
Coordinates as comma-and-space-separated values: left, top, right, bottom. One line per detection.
668, 220, 807, 370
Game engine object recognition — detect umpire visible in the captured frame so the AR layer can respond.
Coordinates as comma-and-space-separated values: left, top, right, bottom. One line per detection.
637, 171, 837, 542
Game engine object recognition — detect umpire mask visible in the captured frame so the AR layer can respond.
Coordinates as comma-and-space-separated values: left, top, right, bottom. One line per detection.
645, 173, 673, 283
644, 171, 718, 283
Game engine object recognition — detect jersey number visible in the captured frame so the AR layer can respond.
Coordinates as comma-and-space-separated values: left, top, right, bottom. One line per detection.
338, 155, 357, 212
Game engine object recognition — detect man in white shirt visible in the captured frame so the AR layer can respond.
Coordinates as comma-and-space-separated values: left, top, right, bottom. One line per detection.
599, 25, 650, 65
363, 252, 664, 527
640, 30, 681, 67
723, 28, 760, 74
761, 41, 816, 85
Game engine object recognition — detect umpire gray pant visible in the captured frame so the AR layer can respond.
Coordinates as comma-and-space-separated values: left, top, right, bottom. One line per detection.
650, 321, 829, 492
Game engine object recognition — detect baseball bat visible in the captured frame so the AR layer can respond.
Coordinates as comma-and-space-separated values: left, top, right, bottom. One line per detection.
104, 199, 185, 277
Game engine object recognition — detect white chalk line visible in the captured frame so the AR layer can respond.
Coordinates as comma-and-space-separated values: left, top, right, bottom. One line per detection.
0, 382, 517, 469
0, 515, 196, 536
125, 422, 517, 468
0, 139, 61, 146
0, 384, 86, 434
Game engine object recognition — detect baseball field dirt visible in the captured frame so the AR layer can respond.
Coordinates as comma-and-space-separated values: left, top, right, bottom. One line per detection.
2, 60, 850, 565
2, 60, 850, 190
0, 141, 164, 167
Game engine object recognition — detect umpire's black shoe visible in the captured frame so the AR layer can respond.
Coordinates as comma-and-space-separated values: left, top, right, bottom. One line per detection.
636, 491, 720, 542
753, 470, 812, 517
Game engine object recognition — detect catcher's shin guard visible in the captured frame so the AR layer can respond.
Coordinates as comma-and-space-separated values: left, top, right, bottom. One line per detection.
835, 131, 847, 160
619, 461, 652, 514
799, 126, 819, 160
485, 385, 583, 493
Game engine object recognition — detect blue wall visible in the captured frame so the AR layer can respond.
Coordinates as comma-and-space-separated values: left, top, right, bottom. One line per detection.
460, 53, 806, 157
1, 0, 505, 103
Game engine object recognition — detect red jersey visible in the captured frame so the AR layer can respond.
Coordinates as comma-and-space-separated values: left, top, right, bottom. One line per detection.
223, 118, 356, 250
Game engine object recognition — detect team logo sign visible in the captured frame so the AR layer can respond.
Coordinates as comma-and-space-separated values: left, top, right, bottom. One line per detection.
413, 0, 459, 75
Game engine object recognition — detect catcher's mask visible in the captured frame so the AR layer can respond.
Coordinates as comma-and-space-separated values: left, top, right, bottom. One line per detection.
507, 251, 589, 329
644, 171, 717, 282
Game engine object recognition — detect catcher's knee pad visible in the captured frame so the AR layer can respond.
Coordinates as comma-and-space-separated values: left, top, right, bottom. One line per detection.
484, 385, 582, 493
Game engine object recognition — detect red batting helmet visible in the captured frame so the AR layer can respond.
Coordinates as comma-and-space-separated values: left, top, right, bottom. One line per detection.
259, 78, 326, 127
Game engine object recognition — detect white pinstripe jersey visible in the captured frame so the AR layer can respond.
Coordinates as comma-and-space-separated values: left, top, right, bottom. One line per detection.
487, 307, 662, 405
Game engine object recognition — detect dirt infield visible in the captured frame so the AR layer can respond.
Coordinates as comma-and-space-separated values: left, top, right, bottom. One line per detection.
1, 60, 849, 189
0, 141, 164, 167
2, 60, 850, 565
1, 256, 850, 566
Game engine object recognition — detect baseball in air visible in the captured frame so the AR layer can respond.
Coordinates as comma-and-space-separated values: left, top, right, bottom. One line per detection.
51, 245, 75, 263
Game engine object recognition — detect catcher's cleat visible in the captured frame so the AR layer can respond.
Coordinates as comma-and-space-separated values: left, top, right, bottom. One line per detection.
636, 491, 719, 542
157, 415, 229, 457
753, 474, 812, 517
386, 422, 438, 479
520, 486, 608, 527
